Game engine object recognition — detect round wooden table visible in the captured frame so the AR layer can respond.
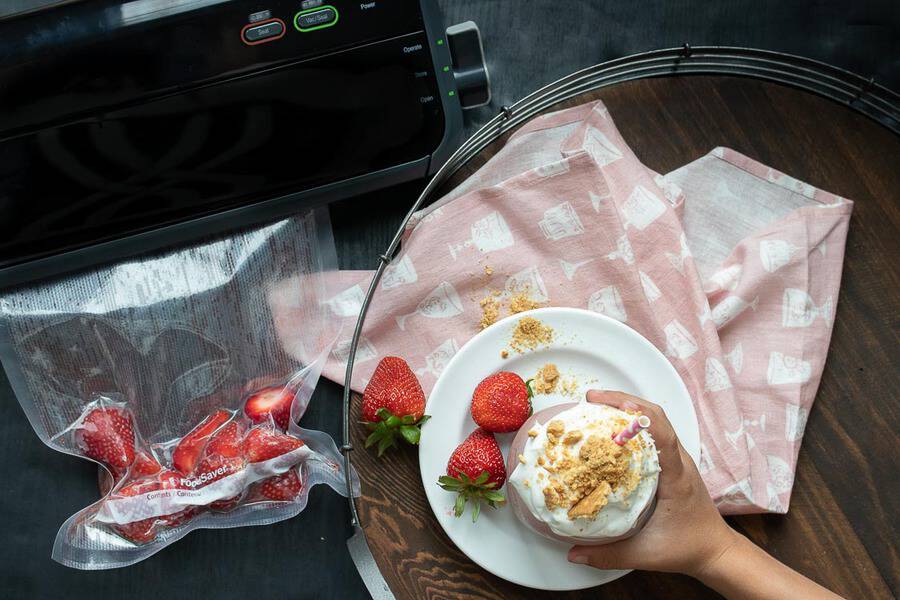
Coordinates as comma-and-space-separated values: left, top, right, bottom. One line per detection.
349, 76, 899, 599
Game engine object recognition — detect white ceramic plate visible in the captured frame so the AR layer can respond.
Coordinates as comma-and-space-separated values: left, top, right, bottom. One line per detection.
419, 307, 700, 590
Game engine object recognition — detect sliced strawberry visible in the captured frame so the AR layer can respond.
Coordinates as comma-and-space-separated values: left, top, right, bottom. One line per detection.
242, 427, 304, 463
131, 450, 163, 478
172, 409, 231, 474
110, 469, 196, 544
99, 450, 162, 496
193, 421, 247, 510
258, 470, 303, 501
243, 385, 296, 430
77, 406, 136, 470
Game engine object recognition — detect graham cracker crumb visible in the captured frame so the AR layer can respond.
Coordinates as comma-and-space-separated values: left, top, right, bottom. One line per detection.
479, 293, 501, 330
484, 265, 494, 276
567, 481, 613, 519
527, 428, 539, 438
509, 292, 543, 314
547, 420, 565, 437
509, 316, 553, 353
518, 454, 527, 464
533, 363, 560, 394
500, 349, 509, 359
560, 377, 580, 396
562, 430, 583, 445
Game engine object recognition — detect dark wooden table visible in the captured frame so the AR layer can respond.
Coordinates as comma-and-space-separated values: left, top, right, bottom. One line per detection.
349, 76, 900, 599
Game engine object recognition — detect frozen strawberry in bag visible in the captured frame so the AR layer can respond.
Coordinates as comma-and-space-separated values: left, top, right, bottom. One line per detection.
0, 210, 358, 569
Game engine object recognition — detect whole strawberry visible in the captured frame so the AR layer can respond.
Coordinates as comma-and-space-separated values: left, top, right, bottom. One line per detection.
76, 406, 136, 470
471, 371, 533, 433
361, 356, 430, 456
438, 428, 506, 522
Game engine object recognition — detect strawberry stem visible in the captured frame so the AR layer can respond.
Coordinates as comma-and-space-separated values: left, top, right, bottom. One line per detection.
437, 470, 506, 522
363, 408, 430, 456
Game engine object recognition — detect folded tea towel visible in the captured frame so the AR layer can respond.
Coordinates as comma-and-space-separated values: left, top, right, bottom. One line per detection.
281, 101, 851, 514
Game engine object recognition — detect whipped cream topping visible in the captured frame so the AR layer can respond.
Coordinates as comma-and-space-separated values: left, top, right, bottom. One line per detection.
509, 401, 660, 538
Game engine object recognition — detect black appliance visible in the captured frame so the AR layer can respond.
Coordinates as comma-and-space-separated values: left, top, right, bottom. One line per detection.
0, 0, 489, 287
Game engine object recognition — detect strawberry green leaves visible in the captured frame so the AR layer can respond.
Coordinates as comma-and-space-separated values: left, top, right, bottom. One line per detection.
364, 407, 430, 456
438, 470, 506, 522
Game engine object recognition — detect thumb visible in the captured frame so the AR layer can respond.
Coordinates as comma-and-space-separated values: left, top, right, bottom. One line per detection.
567, 539, 639, 570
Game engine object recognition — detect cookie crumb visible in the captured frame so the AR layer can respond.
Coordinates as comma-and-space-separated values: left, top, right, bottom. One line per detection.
509, 292, 543, 314
527, 428, 539, 438
533, 363, 560, 394
509, 316, 554, 352
518, 454, 527, 464
479, 293, 501, 330
484, 265, 494, 276
500, 349, 509, 359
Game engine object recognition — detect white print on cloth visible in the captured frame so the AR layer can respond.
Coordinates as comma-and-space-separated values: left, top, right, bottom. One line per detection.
785, 403, 809, 443
587, 286, 627, 322
96, 445, 313, 525
639, 271, 661, 303
666, 232, 692, 274
705, 357, 733, 392
724, 343, 744, 374
767, 351, 812, 385
559, 258, 595, 281
654, 174, 684, 206
767, 483, 786, 513
381, 254, 418, 290
767, 454, 794, 495
705, 264, 742, 293
622, 185, 667, 230
324, 284, 365, 317
782, 288, 833, 328
759, 239, 802, 273
606, 233, 634, 265
332, 337, 377, 365
725, 414, 766, 448
448, 211, 514, 260
589, 191, 609, 212
698, 443, 715, 475
506, 266, 549, 302
539, 201, 585, 241
698, 302, 712, 326
395, 281, 464, 331
716, 478, 754, 507
583, 125, 623, 166
533, 160, 570, 178
664, 319, 699, 360
415, 339, 459, 378
711, 295, 759, 329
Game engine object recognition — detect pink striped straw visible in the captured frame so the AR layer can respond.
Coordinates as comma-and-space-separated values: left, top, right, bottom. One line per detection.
612, 415, 651, 445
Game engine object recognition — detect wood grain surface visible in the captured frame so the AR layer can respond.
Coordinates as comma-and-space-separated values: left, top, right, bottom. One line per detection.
348, 76, 900, 599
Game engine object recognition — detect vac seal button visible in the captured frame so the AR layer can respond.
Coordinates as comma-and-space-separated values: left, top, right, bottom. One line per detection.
242, 19, 285, 44
295, 7, 337, 30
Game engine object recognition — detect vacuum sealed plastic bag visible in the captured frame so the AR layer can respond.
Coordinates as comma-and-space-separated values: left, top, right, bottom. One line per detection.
0, 209, 357, 569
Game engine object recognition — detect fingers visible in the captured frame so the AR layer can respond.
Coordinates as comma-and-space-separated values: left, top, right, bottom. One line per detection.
567, 541, 637, 571
585, 390, 683, 477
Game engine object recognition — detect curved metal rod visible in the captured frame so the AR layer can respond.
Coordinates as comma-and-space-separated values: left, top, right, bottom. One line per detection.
340, 45, 899, 528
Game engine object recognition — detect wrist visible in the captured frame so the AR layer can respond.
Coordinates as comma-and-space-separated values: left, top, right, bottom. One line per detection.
687, 523, 742, 580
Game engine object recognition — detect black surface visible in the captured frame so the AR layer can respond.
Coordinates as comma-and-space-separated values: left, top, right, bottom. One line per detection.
2, 1, 898, 598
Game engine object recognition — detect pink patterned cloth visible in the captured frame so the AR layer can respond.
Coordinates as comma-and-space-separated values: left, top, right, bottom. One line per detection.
308, 101, 852, 514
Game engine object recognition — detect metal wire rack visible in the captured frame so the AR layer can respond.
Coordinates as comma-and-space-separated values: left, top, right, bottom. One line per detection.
340, 44, 899, 535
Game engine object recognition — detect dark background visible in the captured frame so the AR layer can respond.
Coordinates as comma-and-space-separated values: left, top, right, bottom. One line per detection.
1, 1, 898, 598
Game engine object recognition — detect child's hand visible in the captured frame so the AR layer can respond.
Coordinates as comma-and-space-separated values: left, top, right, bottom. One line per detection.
568, 391, 737, 577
